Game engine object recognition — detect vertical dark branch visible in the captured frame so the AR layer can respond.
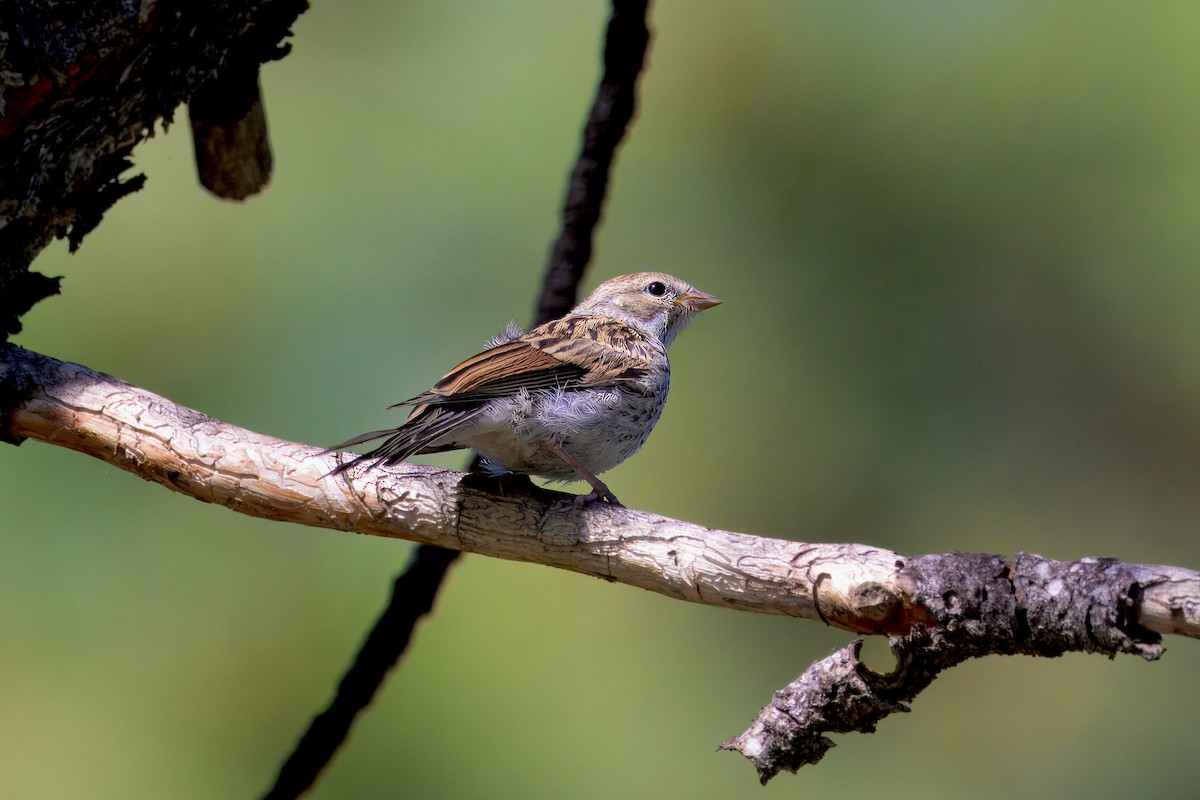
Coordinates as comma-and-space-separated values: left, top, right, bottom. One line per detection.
262, 3, 653, 797
261, 545, 459, 800
536, 0, 652, 324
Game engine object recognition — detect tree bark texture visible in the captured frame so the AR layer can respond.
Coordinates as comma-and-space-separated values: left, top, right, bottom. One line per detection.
0, 0, 308, 337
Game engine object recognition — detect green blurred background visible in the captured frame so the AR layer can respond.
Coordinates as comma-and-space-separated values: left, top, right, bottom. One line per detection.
5, 1, 1200, 797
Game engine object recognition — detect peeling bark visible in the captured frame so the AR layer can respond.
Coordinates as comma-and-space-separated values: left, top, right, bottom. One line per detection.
725, 552, 1184, 782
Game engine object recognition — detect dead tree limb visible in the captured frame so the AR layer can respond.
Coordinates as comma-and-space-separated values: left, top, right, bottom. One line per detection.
536, 0, 650, 325
3, 342, 1196, 782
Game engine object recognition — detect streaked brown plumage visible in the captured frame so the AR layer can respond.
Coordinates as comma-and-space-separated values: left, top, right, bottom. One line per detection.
328, 272, 721, 505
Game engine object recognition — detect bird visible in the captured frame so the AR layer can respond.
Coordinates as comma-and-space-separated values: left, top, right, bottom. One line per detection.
327, 272, 721, 506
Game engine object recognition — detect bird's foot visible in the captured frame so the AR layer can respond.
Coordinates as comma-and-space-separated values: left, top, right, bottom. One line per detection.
547, 441, 624, 509
574, 487, 623, 509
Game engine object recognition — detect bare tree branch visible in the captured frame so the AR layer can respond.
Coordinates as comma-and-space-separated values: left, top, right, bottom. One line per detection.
536, 0, 651, 324
4, 342, 1196, 783
0, 343, 901, 625
261, 543, 458, 800
724, 552, 1188, 782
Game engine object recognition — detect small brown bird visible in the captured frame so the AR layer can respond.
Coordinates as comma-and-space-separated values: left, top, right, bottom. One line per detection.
328, 272, 721, 505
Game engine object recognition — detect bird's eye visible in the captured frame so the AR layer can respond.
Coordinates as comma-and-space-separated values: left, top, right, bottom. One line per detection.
645, 281, 667, 297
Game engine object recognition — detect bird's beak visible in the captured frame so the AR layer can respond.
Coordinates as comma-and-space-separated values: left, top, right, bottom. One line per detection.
676, 290, 722, 312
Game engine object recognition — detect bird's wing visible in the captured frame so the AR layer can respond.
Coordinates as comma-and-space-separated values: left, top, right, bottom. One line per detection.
527, 316, 662, 387
398, 339, 589, 407
398, 316, 658, 408
325, 317, 662, 473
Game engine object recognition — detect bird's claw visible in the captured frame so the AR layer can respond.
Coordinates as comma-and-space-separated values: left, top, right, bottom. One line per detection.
574, 489, 623, 509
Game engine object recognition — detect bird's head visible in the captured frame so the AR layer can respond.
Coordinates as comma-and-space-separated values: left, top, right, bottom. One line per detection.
573, 272, 721, 347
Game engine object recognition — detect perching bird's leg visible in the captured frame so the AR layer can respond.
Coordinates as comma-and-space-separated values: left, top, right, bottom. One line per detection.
547, 441, 622, 507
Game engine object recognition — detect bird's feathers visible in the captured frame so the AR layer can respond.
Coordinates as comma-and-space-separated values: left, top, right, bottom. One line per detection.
402, 338, 587, 406
328, 405, 485, 472
326, 272, 720, 494
398, 315, 660, 410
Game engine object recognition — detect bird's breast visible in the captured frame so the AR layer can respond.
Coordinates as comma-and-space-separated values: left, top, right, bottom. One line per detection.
462, 376, 669, 479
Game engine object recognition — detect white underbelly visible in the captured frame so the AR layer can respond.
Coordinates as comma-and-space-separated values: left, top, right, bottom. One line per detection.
459, 381, 667, 480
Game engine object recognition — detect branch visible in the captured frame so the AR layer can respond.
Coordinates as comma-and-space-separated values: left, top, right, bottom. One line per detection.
536, 0, 651, 324
0, 343, 900, 624
261, 543, 458, 800
723, 552, 1191, 782
4, 343, 1197, 781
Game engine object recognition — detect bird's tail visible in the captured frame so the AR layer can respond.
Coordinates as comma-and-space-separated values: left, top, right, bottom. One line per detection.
323, 406, 483, 476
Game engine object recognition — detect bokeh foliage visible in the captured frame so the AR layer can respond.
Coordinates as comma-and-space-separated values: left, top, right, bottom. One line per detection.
4, 2, 1199, 797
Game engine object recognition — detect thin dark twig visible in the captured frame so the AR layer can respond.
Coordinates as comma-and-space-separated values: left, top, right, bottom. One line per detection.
536, 0, 651, 324
262, 3, 653, 797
